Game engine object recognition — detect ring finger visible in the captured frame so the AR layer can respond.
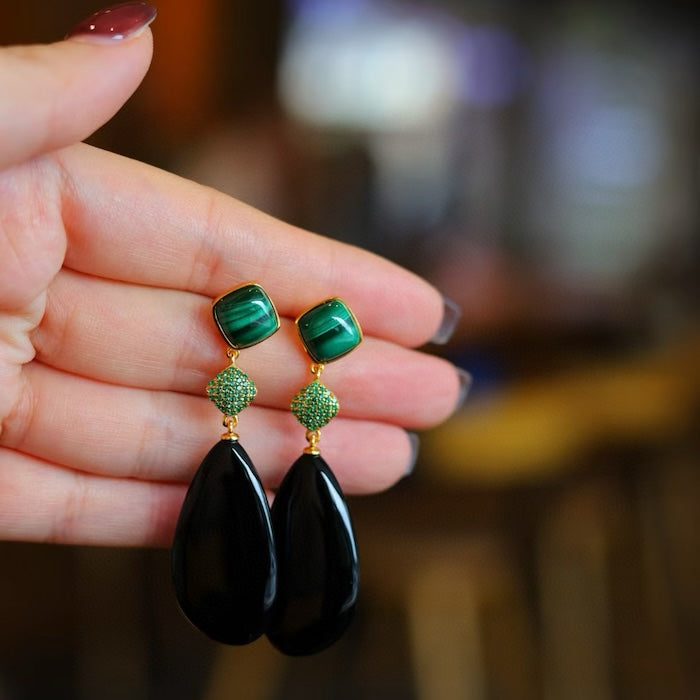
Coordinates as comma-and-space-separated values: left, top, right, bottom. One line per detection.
2, 362, 418, 494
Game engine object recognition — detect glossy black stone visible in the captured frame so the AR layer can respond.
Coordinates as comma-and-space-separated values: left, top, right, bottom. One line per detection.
267, 453, 359, 656
171, 440, 276, 645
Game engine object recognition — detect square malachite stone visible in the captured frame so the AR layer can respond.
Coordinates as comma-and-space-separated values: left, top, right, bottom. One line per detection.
296, 298, 362, 364
212, 284, 280, 349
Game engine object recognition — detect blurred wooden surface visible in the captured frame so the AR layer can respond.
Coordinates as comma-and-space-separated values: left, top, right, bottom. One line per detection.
424, 330, 700, 485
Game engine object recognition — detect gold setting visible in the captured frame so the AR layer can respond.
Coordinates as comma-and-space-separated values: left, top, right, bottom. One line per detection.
207, 283, 278, 442
291, 298, 361, 455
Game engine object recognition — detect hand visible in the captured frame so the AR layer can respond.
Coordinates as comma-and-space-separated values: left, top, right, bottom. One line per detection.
0, 9, 464, 546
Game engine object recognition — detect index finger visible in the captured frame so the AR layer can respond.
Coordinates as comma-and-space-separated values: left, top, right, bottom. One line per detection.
56, 143, 447, 348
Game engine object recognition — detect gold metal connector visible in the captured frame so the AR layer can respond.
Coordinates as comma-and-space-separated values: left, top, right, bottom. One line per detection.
221, 415, 239, 441
303, 429, 321, 455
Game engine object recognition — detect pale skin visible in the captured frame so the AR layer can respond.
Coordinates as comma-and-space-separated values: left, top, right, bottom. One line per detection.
0, 28, 462, 546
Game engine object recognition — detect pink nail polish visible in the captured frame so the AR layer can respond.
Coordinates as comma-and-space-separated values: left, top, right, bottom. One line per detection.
66, 2, 157, 41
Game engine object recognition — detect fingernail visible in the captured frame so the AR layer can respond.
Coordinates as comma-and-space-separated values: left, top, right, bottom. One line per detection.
404, 432, 420, 477
455, 368, 472, 411
66, 2, 157, 41
430, 295, 461, 345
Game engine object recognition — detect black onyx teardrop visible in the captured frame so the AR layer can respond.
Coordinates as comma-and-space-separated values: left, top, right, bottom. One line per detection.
171, 440, 276, 645
267, 453, 359, 656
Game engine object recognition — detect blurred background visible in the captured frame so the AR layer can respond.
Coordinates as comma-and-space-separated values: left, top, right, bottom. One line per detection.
1, 0, 699, 698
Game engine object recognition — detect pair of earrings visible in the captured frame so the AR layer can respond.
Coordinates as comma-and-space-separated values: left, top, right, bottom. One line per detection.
171, 283, 361, 656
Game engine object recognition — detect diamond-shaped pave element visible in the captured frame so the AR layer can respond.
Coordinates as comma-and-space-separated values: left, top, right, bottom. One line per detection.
207, 366, 257, 416
296, 298, 362, 364
291, 380, 339, 431
213, 284, 280, 349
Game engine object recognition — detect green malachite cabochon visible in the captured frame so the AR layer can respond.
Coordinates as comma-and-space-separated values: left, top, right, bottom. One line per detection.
296, 298, 362, 364
212, 284, 280, 349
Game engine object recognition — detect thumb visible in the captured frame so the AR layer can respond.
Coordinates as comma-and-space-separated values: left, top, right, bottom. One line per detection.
0, 3, 156, 171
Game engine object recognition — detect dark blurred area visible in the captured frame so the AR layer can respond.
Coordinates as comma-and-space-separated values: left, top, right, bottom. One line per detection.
1, 0, 698, 698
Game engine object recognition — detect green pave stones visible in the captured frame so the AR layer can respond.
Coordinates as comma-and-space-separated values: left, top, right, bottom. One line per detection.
213, 284, 280, 349
291, 380, 339, 431
207, 365, 257, 416
296, 298, 362, 364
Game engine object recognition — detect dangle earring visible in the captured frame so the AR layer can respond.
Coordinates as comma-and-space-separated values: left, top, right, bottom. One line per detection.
171, 283, 280, 645
266, 298, 362, 656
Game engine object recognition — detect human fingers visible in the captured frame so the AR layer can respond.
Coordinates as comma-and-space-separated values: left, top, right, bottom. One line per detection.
0, 3, 155, 171
0, 448, 184, 546
57, 144, 448, 348
0, 3, 156, 315
1, 362, 418, 494
32, 270, 460, 426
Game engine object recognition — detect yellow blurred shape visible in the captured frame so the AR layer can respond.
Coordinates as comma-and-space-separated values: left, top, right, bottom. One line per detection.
425, 331, 700, 485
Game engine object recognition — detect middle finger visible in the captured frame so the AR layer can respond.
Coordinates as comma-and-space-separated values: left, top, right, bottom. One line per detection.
32, 269, 459, 428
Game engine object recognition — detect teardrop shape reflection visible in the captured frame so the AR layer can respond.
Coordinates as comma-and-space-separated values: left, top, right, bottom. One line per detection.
267, 453, 359, 655
171, 439, 276, 645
